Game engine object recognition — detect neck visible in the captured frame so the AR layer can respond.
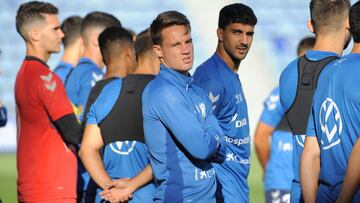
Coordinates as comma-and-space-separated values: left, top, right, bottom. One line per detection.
104, 59, 129, 79
61, 46, 82, 66
313, 33, 345, 56
26, 43, 50, 62
216, 43, 240, 72
351, 43, 360, 54
82, 46, 103, 68
133, 54, 160, 75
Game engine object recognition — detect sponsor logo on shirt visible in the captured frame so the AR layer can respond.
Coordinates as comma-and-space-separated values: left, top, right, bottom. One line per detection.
278, 140, 292, 152
194, 168, 215, 181
110, 141, 136, 155
226, 153, 250, 165
319, 98, 342, 150
195, 102, 206, 119
209, 91, 219, 110
266, 94, 279, 111
228, 114, 247, 128
224, 135, 250, 147
40, 72, 57, 92
91, 72, 103, 87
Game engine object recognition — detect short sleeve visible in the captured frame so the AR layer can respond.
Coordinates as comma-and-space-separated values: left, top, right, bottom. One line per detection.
38, 71, 73, 121
260, 88, 285, 127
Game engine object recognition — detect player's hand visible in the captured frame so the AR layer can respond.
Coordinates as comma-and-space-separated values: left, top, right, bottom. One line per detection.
100, 178, 134, 203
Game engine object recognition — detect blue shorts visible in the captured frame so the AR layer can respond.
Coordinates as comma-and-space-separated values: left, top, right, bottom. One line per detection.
265, 189, 290, 203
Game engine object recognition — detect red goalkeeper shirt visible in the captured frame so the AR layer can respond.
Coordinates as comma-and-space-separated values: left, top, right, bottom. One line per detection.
15, 56, 77, 202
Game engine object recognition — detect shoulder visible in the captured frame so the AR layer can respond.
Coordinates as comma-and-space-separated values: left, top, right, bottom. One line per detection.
144, 78, 182, 106
280, 59, 299, 82
194, 55, 219, 80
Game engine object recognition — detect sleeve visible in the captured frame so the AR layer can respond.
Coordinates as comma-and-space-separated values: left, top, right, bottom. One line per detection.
152, 86, 222, 160
85, 80, 120, 126
79, 71, 103, 107
260, 88, 285, 127
306, 107, 316, 137
203, 94, 226, 163
38, 71, 73, 121
195, 80, 225, 115
279, 59, 299, 112
0, 106, 7, 127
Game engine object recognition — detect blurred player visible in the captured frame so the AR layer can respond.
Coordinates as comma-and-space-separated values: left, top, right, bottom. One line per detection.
54, 16, 83, 84
142, 10, 226, 202
15, 1, 81, 202
254, 36, 315, 203
63, 11, 121, 203
279, 0, 350, 202
193, 3, 257, 202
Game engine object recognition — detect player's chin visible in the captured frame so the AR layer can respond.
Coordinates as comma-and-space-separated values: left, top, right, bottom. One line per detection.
51, 48, 61, 53
235, 52, 247, 61
182, 63, 193, 72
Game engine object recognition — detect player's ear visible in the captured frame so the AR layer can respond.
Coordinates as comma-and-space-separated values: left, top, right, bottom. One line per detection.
92, 34, 99, 47
29, 28, 41, 42
153, 44, 163, 59
217, 28, 224, 42
345, 16, 350, 31
307, 19, 315, 34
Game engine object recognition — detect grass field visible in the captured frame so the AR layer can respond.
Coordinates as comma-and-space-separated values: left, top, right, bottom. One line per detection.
0, 151, 265, 203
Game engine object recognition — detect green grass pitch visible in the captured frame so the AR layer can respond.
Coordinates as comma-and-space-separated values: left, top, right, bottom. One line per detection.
0, 151, 265, 202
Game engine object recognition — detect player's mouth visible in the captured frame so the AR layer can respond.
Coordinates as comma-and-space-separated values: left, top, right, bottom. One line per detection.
236, 46, 248, 54
183, 56, 192, 64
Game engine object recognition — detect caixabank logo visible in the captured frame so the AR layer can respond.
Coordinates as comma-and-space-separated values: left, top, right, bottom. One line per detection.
319, 98, 342, 150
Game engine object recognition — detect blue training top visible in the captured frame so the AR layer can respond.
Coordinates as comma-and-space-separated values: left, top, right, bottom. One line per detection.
142, 64, 226, 203
261, 87, 293, 191
86, 78, 155, 203
279, 50, 340, 185
54, 61, 73, 84
306, 53, 360, 201
194, 53, 250, 203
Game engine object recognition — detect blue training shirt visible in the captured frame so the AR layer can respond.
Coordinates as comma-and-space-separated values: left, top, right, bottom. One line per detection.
279, 50, 340, 185
193, 53, 250, 203
65, 57, 104, 193
261, 87, 293, 191
54, 61, 73, 84
65, 57, 104, 108
142, 64, 226, 203
86, 78, 155, 203
306, 53, 360, 201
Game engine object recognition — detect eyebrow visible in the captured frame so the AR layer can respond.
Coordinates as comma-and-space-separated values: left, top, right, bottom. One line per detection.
231, 28, 254, 34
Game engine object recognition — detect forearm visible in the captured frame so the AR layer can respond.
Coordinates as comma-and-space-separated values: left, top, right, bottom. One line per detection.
127, 165, 153, 192
337, 139, 360, 203
254, 123, 272, 171
79, 148, 111, 189
255, 137, 270, 171
301, 140, 320, 203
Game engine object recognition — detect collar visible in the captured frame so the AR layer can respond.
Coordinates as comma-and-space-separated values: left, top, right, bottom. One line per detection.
305, 50, 339, 61
212, 53, 239, 78
78, 57, 100, 69
25, 56, 49, 68
160, 64, 193, 90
